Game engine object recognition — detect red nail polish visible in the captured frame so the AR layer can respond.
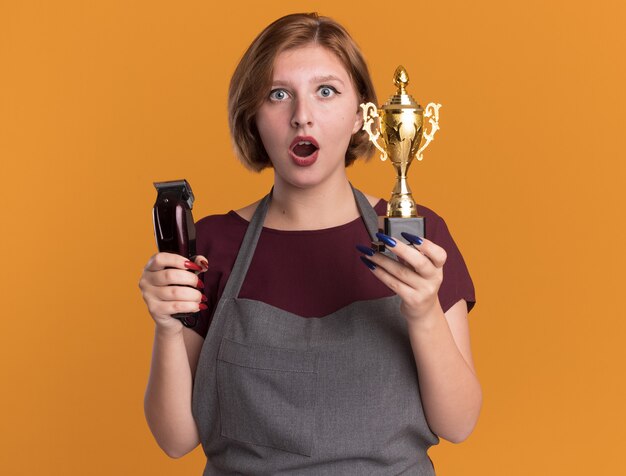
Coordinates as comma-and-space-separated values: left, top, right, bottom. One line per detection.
196, 278, 204, 289
199, 303, 208, 311
201, 294, 208, 302
200, 259, 208, 269
185, 260, 202, 271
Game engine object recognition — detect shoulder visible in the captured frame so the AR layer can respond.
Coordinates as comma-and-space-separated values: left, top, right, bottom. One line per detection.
355, 191, 386, 215
416, 203, 445, 226
416, 203, 456, 242
362, 192, 382, 209
194, 209, 248, 253
195, 210, 245, 232
232, 199, 262, 222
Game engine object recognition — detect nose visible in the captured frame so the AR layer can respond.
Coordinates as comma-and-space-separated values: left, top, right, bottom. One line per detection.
290, 97, 313, 128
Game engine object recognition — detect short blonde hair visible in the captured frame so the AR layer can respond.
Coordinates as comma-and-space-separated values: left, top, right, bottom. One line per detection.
228, 12, 378, 172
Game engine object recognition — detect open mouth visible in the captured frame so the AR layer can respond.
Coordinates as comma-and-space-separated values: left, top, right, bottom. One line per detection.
293, 141, 318, 157
290, 137, 319, 158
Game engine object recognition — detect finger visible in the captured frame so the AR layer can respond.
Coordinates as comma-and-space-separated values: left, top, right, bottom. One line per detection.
150, 267, 205, 288
145, 252, 203, 272
158, 284, 206, 303
360, 255, 417, 299
374, 233, 439, 278
365, 249, 423, 288
400, 233, 447, 269
191, 254, 209, 272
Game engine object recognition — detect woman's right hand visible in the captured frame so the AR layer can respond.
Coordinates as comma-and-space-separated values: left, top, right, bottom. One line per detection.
138, 252, 209, 332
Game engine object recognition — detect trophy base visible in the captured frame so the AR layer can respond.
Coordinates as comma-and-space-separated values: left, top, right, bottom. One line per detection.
373, 216, 425, 251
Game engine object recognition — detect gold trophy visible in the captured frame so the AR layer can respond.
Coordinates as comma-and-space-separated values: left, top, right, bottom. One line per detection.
360, 65, 441, 247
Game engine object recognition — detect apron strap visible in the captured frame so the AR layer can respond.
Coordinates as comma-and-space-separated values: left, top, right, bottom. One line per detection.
221, 184, 380, 300
351, 186, 380, 242
220, 189, 273, 301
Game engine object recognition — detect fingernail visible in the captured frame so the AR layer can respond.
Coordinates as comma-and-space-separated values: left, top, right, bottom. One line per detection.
375, 232, 396, 247
200, 259, 208, 269
199, 303, 208, 311
201, 294, 208, 302
401, 232, 423, 245
196, 278, 204, 289
185, 260, 202, 271
360, 256, 377, 270
356, 244, 375, 256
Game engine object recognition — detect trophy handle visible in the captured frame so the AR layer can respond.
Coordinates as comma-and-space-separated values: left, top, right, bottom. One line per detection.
416, 102, 442, 161
359, 102, 388, 161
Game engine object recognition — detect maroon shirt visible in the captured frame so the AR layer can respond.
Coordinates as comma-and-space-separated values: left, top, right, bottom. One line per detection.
192, 199, 475, 339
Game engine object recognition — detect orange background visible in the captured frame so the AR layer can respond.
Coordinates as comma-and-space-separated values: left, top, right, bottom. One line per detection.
1, 0, 625, 474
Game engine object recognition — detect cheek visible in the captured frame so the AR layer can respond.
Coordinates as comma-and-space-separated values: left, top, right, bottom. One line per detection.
329, 111, 359, 144
338, 99, 361, 135
255, 112, 280, 150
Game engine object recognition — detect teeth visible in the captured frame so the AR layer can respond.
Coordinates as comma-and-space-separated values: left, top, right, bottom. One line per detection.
297, 141, 312, 145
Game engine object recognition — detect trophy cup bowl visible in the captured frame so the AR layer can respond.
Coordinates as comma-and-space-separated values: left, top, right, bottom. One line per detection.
360, 65, 441, 247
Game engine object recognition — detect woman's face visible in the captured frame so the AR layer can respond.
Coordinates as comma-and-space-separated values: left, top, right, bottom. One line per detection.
255, 44, 363, 189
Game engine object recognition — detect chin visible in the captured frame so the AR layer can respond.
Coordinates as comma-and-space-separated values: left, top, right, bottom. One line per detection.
278, 175, 324, 190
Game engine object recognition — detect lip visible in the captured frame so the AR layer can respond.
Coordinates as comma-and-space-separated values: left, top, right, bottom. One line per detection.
289, 136, 319, 150
289, 136, 319, 167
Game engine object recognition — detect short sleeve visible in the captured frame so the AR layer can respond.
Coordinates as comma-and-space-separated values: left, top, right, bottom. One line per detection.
190, 212, 248, 339
424, 210, 476, 314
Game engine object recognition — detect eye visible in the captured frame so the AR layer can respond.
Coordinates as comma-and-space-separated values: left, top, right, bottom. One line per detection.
318, 85, 339, 98
269, 89, 289, 101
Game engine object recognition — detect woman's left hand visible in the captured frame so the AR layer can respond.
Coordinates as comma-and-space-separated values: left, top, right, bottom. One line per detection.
357, 232, 447, 324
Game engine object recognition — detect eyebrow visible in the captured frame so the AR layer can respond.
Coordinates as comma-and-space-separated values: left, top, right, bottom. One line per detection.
271, 75, 346, 87
311, 75, 345, 85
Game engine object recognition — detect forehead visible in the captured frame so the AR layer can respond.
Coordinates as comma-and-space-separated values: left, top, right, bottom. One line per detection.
272, 44, 351, 81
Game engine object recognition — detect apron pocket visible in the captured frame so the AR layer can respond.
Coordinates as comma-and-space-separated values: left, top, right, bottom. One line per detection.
216, 337, 318, 457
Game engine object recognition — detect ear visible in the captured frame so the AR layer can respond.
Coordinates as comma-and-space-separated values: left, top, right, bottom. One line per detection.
352, 105, 364, 134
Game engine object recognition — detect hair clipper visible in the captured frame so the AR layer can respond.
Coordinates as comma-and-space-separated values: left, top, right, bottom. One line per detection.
152, 179, 199, 328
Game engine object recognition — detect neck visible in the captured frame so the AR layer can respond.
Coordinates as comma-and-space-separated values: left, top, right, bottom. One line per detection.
265, 174, 359, 231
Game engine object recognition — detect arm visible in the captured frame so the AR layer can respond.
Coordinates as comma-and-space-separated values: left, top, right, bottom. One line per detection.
140, 253, 207, 458
144, 326, 204, 458
406, 298, 482, 443
360, 235, 482, 443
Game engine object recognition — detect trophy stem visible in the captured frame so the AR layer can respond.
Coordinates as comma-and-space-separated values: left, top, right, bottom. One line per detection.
387, 164, 417, 218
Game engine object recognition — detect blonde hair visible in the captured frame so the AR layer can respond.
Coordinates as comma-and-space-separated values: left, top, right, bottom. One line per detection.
228, 12, 378, 172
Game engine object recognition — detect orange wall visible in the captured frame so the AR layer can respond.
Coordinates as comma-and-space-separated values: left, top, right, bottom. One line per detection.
1, 1, 625, 474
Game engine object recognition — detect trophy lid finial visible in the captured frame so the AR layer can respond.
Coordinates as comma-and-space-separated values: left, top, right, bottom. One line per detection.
383, 65, 421, 110
393, 65, 409, 92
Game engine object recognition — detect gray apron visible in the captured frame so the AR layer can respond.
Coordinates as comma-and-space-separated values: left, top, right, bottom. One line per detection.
192, 187, 439, 475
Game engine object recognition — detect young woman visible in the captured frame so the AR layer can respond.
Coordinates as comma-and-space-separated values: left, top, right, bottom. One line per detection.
139, 12, 481, 475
